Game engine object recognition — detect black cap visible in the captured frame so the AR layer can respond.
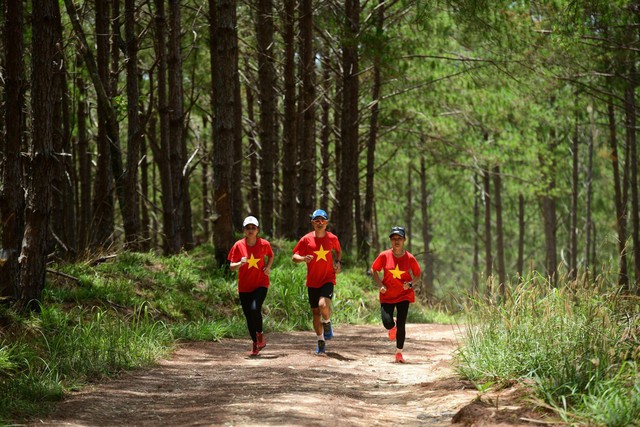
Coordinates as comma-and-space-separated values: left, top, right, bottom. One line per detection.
389, 226, 406, 238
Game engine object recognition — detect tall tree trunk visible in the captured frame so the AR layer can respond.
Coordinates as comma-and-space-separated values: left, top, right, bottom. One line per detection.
420, 157, 434, 301
483, 166, 492, 297
626, 67, 640, 291
124, 0, 142, 251
320, 59, 331, 211
517, 193, 525, 277
360, 0, 383, 262
19, 0, 57, 310
471, 174, 480, 295
540, 148, 558, 286
168, 0, 190, 250
75, 65, 92, 252
584, 104, 595, 274
151, 0, 177, 254
569, 101, 579, 280
244, 77, 260, 216
210, 0, 236, 265
279, 0, 297, 238
493, 165, 506, 298
608, 97, 629, 288
232, 52, 244, 233
91, 0, 115, 248
335, 0, 360, 252
51, 0, 75, 258
0, 0, 25, 300
256, 0, 277, 236
296, 0, 316, 234
405, 166, 412, 253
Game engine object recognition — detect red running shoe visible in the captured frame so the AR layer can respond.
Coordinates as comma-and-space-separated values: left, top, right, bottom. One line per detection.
395, 352, 405, 363
250, 341, 260, 356
256, 332, 266, 349
388, 325, 397, 341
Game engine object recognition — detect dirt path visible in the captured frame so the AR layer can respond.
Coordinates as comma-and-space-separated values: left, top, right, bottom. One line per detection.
31, 324, 546, 426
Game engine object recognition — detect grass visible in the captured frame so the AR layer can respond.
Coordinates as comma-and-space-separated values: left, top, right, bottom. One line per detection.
455, 271, 640, 425
0, 243, 455, 424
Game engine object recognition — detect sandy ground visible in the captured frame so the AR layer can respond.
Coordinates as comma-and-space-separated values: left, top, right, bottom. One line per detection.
30, 324, 551, 426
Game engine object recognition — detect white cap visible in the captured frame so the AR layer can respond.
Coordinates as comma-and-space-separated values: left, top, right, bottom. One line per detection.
243, 216, 259, 227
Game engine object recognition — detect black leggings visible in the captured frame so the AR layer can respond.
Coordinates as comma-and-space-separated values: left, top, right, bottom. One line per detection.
381, 300, 410, 349
239, 287, 268, 342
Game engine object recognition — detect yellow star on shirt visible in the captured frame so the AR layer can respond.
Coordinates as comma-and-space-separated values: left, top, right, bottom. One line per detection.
314, 245, 330, 262
388, 264, 405, 279
246, 253, 260, 269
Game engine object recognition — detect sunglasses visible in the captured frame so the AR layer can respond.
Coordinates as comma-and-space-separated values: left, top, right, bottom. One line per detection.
244, 225, 258, 230
312, 219, 327, 224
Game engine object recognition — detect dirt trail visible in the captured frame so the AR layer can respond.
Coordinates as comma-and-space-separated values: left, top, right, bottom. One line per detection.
31, 324, 546, 426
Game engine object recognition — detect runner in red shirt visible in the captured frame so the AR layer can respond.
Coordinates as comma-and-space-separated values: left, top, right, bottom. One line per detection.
292, 209, 342, 355
371, 226, 421, 363
228, 216, 274, 356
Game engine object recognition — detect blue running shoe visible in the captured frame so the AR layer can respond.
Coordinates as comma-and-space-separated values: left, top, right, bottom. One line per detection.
323, 321, 333, 340
315, 340, 326, 355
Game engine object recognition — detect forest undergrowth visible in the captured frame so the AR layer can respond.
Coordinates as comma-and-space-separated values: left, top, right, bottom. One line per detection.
1, 245, 638, 425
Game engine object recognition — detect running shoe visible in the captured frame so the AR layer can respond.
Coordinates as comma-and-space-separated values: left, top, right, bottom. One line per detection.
256, 332, 266, 349
250, 341, 260, 356
395, 352, 405, 363
315, 340, 326, 355
323, 321, 333, 340
388, 320, 397, 341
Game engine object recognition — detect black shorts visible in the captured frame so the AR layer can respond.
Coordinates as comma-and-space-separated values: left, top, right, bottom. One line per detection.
307, 283, 334, 308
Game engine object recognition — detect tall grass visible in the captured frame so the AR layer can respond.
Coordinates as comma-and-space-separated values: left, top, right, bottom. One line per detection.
455, 272, 640, 425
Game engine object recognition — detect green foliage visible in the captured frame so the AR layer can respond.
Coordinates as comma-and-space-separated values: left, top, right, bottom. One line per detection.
455, 273, 640, 424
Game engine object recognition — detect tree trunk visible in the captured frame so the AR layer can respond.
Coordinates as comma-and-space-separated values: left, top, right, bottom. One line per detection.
91, 0, 116, 248
75, 66, 91, 251
584, 104, 595, 275
360, 0, 384, 263
279, 0, 297, 238
51, 0, 75, 258
420, 157, 434, 301
168, 0, 191, 250
19, 0, 57, 310
626, 69, 640, 291
569, 102, 579, 280
256, 0, 277, 236
0, 0, 25, 300
296, 0, 316, 234
540, 156, 558, 286
517, 193, 525, 278
320, 59, 331, 211
124, 0, 142, 251
608, 97, 629, 288
245, 76, 260, 216
151, 0, 177, 254
335, 0, 360, 252
493, 165, 506, 298
211, 0, 236, 265
483, 166, 492, 296
471, 174, 480, 295
405, 165, 412, 253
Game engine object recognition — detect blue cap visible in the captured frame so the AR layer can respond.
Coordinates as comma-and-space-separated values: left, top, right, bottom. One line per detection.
389, 226, 406, 238
310, 209, 328, 220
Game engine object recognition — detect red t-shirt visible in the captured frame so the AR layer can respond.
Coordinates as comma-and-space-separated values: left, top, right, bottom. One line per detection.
371, 249, 421, 304
293, 231, 342, 288
227, 237, 274, 292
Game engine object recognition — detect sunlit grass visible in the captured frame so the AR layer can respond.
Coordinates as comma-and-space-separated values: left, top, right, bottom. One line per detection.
455, 271, 640, 425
